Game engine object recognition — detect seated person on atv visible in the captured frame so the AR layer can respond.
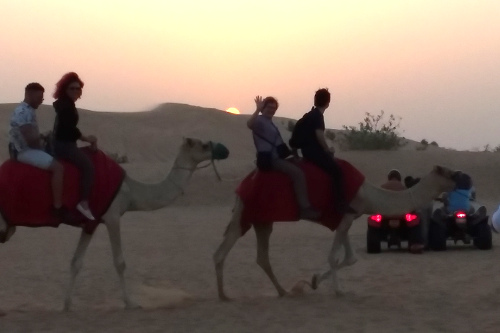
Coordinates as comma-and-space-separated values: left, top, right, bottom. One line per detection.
439, 172, 472, 214
382, 169, 424, 252
381, 169, 406, 191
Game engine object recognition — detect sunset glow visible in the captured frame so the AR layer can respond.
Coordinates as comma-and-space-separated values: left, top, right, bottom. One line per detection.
1, 1, 500, 149
225, 107, 240, 115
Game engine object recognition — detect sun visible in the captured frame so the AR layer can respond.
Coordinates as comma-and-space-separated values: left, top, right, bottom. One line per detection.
225, 107, 240, 115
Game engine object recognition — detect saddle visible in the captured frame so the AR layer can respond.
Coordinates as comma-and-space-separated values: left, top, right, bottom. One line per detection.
0, 148, 125, 234
236, 159, 365, 235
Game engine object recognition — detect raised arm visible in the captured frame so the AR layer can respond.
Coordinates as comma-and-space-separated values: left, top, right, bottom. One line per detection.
246, 96, 264, 130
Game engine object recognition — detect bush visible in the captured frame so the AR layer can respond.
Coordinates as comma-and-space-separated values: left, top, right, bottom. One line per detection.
341, 111, 406, 150
325, 129, 336, 141
420, 139, 429, 146
430, 141, 438, 147
494, 145, 500, 153
287, 120, 296, 132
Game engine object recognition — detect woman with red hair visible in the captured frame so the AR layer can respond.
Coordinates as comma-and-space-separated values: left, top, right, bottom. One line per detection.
52, 72, 97, 220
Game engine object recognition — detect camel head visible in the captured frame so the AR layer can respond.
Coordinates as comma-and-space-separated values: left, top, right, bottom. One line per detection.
180, 137, 229, 165
430, 165, 460, 193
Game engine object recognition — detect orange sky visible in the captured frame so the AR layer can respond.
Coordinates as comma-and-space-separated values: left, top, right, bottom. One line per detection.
1, 1, 499, 149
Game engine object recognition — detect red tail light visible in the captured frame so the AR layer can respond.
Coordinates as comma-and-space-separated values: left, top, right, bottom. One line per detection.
405, 214, 418, 222
455, 212, 467, 218
369, 214, 382, 223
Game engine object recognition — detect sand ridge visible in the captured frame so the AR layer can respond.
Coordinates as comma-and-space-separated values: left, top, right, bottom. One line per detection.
0, 103, 499, 332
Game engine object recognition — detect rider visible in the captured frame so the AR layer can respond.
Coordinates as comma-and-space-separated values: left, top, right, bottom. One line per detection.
290, 88, 355, 214
382, 169, 424, 252
247, 96, 320, 220
444, 172, 472, 213
52, 72, 97, 221
381, 169, 406, 191
8, 83, 67, 220
492, 204, 500, 234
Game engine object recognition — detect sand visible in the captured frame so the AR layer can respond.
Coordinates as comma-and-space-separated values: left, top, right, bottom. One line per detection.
0, 103, 500, 332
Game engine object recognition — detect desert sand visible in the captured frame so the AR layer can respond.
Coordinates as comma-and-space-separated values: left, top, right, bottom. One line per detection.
1, 103, 500, 332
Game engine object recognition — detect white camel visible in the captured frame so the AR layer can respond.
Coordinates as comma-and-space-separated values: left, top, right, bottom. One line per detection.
213, 165, 458, 299
0, 138, 227, 311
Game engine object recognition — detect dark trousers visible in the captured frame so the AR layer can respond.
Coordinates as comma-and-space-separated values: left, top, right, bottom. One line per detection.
54, 141, 94, 201
302, 148, 346, 204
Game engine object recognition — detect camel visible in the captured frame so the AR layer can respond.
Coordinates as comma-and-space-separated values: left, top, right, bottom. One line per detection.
213, 165, 458, 300
0, 138, 228, 311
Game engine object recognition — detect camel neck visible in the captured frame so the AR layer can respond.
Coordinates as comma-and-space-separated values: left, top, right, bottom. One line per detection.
363, 174, 441, 216
126, 155, 196, 211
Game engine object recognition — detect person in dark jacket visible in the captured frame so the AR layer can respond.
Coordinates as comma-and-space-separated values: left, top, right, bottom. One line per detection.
291, 88, 355, 214
52, 72, 97, 220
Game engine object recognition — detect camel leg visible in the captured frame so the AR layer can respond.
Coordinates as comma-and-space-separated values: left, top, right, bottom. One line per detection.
0, 216, 15, 244
312, 216, 357, 293
254, 224, 287, 297
64, 229, 93, 311
105, 217, 138, 309
213, 199, 243, 301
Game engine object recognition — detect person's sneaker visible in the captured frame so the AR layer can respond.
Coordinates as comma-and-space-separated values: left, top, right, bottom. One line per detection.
76, 203, 95, 221
300, 207, 321, 220
52, 205, 70, 222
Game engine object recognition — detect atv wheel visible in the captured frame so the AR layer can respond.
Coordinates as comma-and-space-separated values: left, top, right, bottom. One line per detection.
429, 221, 447, 251
367, 226, 381, 253
473, 222, 492, 250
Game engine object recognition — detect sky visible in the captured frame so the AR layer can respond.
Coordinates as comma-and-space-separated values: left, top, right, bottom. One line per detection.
1, 0, 499, 150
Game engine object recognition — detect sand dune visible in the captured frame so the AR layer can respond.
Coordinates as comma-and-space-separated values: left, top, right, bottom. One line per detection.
0, 103, 499, 332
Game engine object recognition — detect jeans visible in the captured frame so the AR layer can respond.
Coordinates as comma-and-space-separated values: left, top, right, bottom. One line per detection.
54, 141, 94, 201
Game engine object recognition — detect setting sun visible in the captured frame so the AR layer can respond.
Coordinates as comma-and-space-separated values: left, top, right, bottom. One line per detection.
226, 107, 240, 115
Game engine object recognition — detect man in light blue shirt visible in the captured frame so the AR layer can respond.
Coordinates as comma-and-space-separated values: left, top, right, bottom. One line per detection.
9, 83, 67, 220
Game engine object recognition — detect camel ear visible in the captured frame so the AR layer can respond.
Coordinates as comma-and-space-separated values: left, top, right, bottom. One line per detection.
434, 165, 455, 179
433, 165, 445, 176
184, 137, 194, 147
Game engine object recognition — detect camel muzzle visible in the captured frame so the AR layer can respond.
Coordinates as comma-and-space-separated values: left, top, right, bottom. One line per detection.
210, 142, 229, 160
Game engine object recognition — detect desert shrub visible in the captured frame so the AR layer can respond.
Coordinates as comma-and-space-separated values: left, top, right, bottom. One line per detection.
287, 120, 296, 132
430, 141, 438, 147
484, 144, 491, 152
420, 139, 429, 146
341, 111, 406, 150
325, 129, 336, 141
494, 145, 500, 153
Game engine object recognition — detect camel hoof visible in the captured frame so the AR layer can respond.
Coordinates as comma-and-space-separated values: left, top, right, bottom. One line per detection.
278, 290, 289, 298
125, 302, 141, 310
63, 301, 72, 312
311, 274, 319, 290
335, 289, 346, 297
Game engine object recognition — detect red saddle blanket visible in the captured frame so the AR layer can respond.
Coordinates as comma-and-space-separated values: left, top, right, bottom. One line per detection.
0, 148, 125, 234
236, 159, 365, 235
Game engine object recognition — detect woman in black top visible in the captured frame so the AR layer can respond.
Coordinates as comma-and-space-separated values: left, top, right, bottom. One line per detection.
52, 72, 97, 220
